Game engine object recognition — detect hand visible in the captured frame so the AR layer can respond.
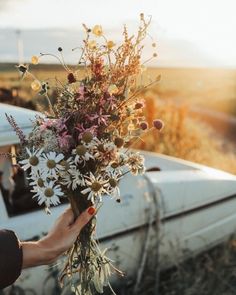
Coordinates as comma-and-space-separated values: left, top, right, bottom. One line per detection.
21, 207, 96, 268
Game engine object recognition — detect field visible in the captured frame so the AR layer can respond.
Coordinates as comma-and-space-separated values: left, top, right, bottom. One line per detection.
1, 63, 236, 174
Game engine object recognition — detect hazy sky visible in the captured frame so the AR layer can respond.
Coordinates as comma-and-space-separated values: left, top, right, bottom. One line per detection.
0, 0, 236, 67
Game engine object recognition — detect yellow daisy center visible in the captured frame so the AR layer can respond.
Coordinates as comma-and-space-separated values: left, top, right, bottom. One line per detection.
91, 181, 102, 192
29, 156, 39, 166
47, 160, 56, 169
44, 188, 54, 198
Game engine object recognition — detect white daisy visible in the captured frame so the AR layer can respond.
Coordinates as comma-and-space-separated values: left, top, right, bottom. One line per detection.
60, 171, 73, 189
19, 147, 44, 172
41, 151, 64, 179
72, 144, 94, 165
29, 170, 47, 192
106, 170, 122, 199
32, 180, 63, 208
81, 173, 108, 203
126, 152, 145, 175
69, 166, 86, 190
61, 166, 85, 190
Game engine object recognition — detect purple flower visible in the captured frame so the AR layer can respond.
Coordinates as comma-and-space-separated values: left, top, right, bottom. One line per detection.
57, 132, 72, 151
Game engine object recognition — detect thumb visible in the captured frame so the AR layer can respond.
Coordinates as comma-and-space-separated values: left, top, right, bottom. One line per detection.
71, 207, 96, 234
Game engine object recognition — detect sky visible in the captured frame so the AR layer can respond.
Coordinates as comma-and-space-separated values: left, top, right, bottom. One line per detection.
0, 0, 236, 68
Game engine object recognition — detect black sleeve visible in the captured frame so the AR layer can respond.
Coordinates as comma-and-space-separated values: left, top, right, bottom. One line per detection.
0, 230, 23, 289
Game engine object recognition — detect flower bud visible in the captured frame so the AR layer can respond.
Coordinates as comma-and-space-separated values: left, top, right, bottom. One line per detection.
134, 102, 144, 109
114, 137, 124, 148
153, 119, 164, 130
109, 178, 117, 188
140, 121, 148, 130
67, 72, 76, 84
82, 131, 93, 143
76, 145, 87, 156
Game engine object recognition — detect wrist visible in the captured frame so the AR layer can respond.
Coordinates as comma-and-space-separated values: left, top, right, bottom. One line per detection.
21, 240, 57, 269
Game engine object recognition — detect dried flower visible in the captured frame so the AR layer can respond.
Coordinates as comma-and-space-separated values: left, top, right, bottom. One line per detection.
67, 72, 76, 84
92, 25, 103, 36
108, 84, 119, 95
31, 55, 39, 65
140, 121, 148, 130
107, 40, 116, 49
114, 137, 124, 148
135, 102, 144, 109
31, 80, 41, 91
153, 119, 164, 130
88, 40, 97, 50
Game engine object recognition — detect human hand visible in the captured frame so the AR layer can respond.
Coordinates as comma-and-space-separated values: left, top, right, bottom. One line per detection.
21, 206, 96, 268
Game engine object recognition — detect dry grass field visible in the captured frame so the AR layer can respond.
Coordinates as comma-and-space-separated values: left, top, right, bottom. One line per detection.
1, 63, 236, 174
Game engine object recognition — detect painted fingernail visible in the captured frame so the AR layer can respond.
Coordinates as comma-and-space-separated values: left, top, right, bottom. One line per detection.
87, 207, 96, 215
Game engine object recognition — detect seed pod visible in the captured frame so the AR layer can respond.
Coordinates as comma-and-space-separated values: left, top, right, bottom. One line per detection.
109, 178, 117, 188
114, 137, 124, 148
140, 121, 148, 130
134, 102, 144, 109
76, 145, 87, 156
82, 131, 93, 143
67, 72, 76, 84
111, 162, 119, 169
153, 119, 164, 130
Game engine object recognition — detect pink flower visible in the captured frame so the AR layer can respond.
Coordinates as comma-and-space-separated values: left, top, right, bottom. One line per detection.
76, 86, 85, 101
40, 119, 54, 131
57, 132, 72, 151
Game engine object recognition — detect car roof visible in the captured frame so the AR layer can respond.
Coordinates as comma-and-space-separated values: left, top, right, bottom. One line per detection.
0, 103, 42, 146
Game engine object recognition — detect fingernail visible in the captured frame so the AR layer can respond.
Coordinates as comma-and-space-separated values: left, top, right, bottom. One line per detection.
87, 207, 96, 215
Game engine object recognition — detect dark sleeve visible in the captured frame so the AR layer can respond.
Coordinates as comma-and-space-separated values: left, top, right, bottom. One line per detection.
0, 230, 23, 289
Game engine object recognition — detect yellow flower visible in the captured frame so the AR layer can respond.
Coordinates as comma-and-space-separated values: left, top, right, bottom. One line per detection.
31, 55, 39, 65
31, 80, 41, 91
108, 84, 119, 95
88, 40, 97, 50
92, 25, 103, 37
106, 40, 115, 49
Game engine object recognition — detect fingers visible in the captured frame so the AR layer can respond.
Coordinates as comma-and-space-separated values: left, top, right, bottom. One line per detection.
56, 207, 74, 228
71, 207, 96, 234
63, 207, 75, 226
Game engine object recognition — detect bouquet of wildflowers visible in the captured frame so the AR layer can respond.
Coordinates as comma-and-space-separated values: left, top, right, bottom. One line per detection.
6, 14, 163, 294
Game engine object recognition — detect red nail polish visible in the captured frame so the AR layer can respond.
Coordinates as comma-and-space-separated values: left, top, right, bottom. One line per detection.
87, 207, 96, 215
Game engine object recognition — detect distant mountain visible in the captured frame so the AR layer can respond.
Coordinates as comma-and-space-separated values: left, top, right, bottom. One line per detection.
0, 28, 219, 68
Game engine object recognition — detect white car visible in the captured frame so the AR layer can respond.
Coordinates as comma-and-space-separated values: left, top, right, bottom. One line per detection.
1, 103, 236, 294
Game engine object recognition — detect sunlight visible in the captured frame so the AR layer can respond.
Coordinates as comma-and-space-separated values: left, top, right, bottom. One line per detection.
0, 0, 235, 66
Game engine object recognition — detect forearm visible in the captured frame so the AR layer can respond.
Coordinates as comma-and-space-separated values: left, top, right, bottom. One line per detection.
21, 240, 57, 268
